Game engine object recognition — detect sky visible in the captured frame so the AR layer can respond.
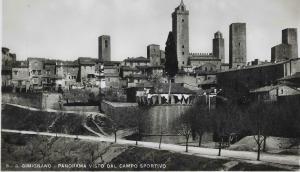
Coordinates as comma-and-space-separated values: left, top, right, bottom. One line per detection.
2, 0, 300, 62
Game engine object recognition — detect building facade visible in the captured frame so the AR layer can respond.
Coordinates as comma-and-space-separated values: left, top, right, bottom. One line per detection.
217, 58, 300, 101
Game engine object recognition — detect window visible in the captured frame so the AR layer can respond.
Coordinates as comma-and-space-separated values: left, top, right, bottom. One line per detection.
182, 19, 184, 22
13, 71, 18, 75
182, 61, 184, 64
239, 42, 241, 46
105, 40, 108, 48
182, 45, 184, 48
205, 67, 207, 71
38, 70, 41, 75
182, 52, 184, 55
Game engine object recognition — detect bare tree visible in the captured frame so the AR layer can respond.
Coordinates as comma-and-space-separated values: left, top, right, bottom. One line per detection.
175, 114, 192, 152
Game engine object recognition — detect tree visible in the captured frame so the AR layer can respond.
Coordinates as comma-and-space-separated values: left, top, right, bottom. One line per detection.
245, 101, 284, 160
175, 114, 192, 152
212, 100, 246, 156
165, 31, 178, 102
165, 31, 178, 78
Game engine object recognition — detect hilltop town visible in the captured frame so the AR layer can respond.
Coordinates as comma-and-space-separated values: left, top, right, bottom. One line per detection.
1, 0, 300, 171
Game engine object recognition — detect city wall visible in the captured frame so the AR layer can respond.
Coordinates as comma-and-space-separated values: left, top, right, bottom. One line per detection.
142, 105, 192, 144
2, 92, 61, 110
63, 105, 99, 112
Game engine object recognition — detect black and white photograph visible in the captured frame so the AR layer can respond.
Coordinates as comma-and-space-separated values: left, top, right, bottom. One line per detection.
1, 0, 300, 171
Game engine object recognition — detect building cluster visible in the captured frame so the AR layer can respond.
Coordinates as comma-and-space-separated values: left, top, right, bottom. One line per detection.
2, 0, 300, 104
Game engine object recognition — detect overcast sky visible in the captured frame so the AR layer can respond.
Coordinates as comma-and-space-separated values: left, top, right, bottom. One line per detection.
2, 0, 300, 62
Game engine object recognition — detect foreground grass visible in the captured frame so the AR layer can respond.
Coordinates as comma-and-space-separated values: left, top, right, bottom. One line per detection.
1, 133, 290, 171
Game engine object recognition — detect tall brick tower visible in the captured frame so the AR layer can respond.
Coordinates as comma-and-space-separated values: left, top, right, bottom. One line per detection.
172, 0, 189, 69
213, 31, 225, 63
282, 28, 298, 59
229, 23, 247, 68
98, 35, 111, 61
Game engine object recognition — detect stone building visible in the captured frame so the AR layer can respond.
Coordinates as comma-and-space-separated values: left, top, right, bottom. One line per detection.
2, 47, 17, 88
42, 60, 56, 91
147, 44, 161, 66
172, 0, 189, 69
28, 58, 45, 90
56, 60, 79, 90
217, 58, 300, 101
229, 23, 247, 69
271, 28, 298, 62
11, 61, 30, 92
123, 56, 150, 67
213, 31, 225, 64
2, 47, 16, 67
188, 53, 221, 71
78, 57, 101, 87
250, 84, 300, 102
98, 35, 111, 61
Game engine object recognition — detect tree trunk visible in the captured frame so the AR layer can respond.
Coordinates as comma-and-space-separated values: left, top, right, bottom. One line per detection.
198, 132, 203, 147
218, 137, 223, 156
114, 131, 117, 143
262, 135, 267, 152
185, 136, 189, 152
168, 79, 172, 103
159, 134, 162, 149
257, 129, 261, 161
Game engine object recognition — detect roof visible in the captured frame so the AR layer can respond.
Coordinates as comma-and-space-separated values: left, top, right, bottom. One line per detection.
199, 79, 217, 85
121, 66, 139, 71
55, 61, 79, 66
102, 61, 121, 66
105, 73, 119, 77
77, 57, 99, 65
152, 83, 195, 94
135, 81, 154, 88
189, 56, 220, 61
124, 56, 150, 62
250, 84, 300, 93
104, 66, 119, 69
125, 74, 147, 79
218, 58, 300, 73
278, 72, 300, 81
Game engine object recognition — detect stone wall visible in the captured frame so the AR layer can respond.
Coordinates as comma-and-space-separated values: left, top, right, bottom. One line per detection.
2, 92, 62, 110
2, 93, 43, 109
41, 93, 62, 110
63, 105, 99, 112
142, 104, 192, 144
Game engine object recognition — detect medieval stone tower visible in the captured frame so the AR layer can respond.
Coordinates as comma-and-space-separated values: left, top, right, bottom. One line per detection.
229, 23, 247, 68
213, 31, 225, 63
98, 35, 111, 61
282, 28, 298, 59
172, 0, 189, 69
271, 28, 298, 62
